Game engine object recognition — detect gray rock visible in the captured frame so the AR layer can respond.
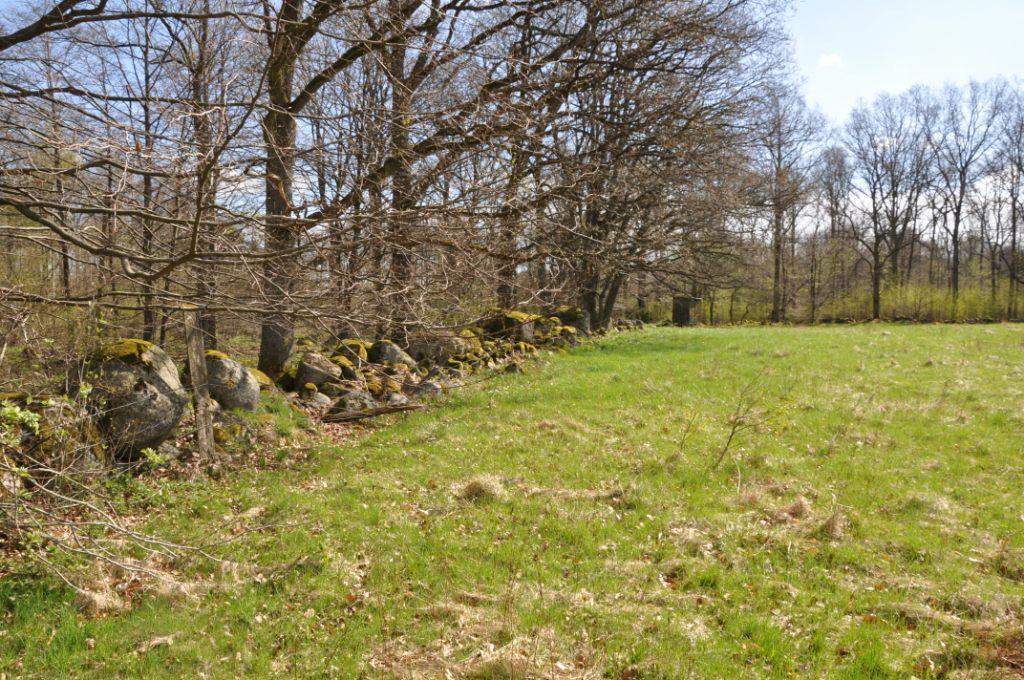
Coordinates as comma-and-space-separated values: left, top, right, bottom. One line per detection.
482, 312, 536, 343
205, 352, 260, 412
296, 352, 342, 388
386, 391, 410, 407
305, 392, 334, 408
367, 340, 417, 368
319, 381, 351, 398
406, 332, 469, 364
156, 441, 183, 462
79, 340, 188, 460
413, 380, 444, 398
329, 390, 377, 415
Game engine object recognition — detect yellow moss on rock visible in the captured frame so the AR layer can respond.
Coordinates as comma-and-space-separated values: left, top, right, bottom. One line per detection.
95, 339, 156, 365
248, 368, 273, 388
365, 376, 384, 397
330, 354, 355, 369
337, 338, 371, 361
204, 349, 230, 361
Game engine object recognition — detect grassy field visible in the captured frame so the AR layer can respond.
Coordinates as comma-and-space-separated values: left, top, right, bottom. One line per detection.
3, 324, 1024, 678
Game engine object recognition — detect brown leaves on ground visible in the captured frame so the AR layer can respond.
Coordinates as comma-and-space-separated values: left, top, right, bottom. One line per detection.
75, 556, 207, 618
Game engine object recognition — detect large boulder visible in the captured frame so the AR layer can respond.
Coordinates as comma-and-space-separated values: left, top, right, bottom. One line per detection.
205, 351, 260, 412
367, 340, 417, 367
73, 340, 187, 460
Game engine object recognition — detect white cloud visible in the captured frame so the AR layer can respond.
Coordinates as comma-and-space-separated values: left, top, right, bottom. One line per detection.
817, 53, 846, 70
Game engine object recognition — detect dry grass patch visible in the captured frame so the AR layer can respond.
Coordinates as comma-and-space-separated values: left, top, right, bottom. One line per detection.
455, 475, 507, 503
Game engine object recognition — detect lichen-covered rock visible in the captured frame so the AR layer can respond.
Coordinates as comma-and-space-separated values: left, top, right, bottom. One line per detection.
334, 339, 371, 364
76, 340, 187, 460
205, 350, 260, 412
295, 352, 342, 388
367, 340, 417, 367
328, 354, 363, 381
329, 390, 377, 416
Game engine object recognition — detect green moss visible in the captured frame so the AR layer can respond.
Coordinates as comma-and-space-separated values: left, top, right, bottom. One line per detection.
278, 364, 299, 391
248, 368, 274, 388
94, 339, 156, 365
365, 376, 384, 397
329, 355, 355, 370
302, 382, 318, 394
204, 349, 230, 361
211, 422, 246, 448
336, 339, 371, 362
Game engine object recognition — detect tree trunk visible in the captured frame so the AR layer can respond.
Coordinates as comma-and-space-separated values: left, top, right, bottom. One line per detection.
258, 10, 300, 378
871, 248, 882, 320
770, 205, 784, 322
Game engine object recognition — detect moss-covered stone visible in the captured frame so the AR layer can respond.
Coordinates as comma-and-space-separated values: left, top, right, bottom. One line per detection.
335, 339, 371, 363
80, 340, 187, 460
367, 339, 417, 367
365, 376, 385, 398
205, 352, 261, 412
93, 338, 157, 365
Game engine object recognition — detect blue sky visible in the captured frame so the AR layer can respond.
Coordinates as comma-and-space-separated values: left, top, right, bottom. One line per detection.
790, 0, 1024, 124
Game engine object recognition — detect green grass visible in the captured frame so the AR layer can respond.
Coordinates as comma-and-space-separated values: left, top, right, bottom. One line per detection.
3, 324, 1024, 678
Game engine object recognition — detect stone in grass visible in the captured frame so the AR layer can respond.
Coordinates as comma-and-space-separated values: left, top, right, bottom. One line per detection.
75, 339, 188, 460
204, 350, 260, 412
